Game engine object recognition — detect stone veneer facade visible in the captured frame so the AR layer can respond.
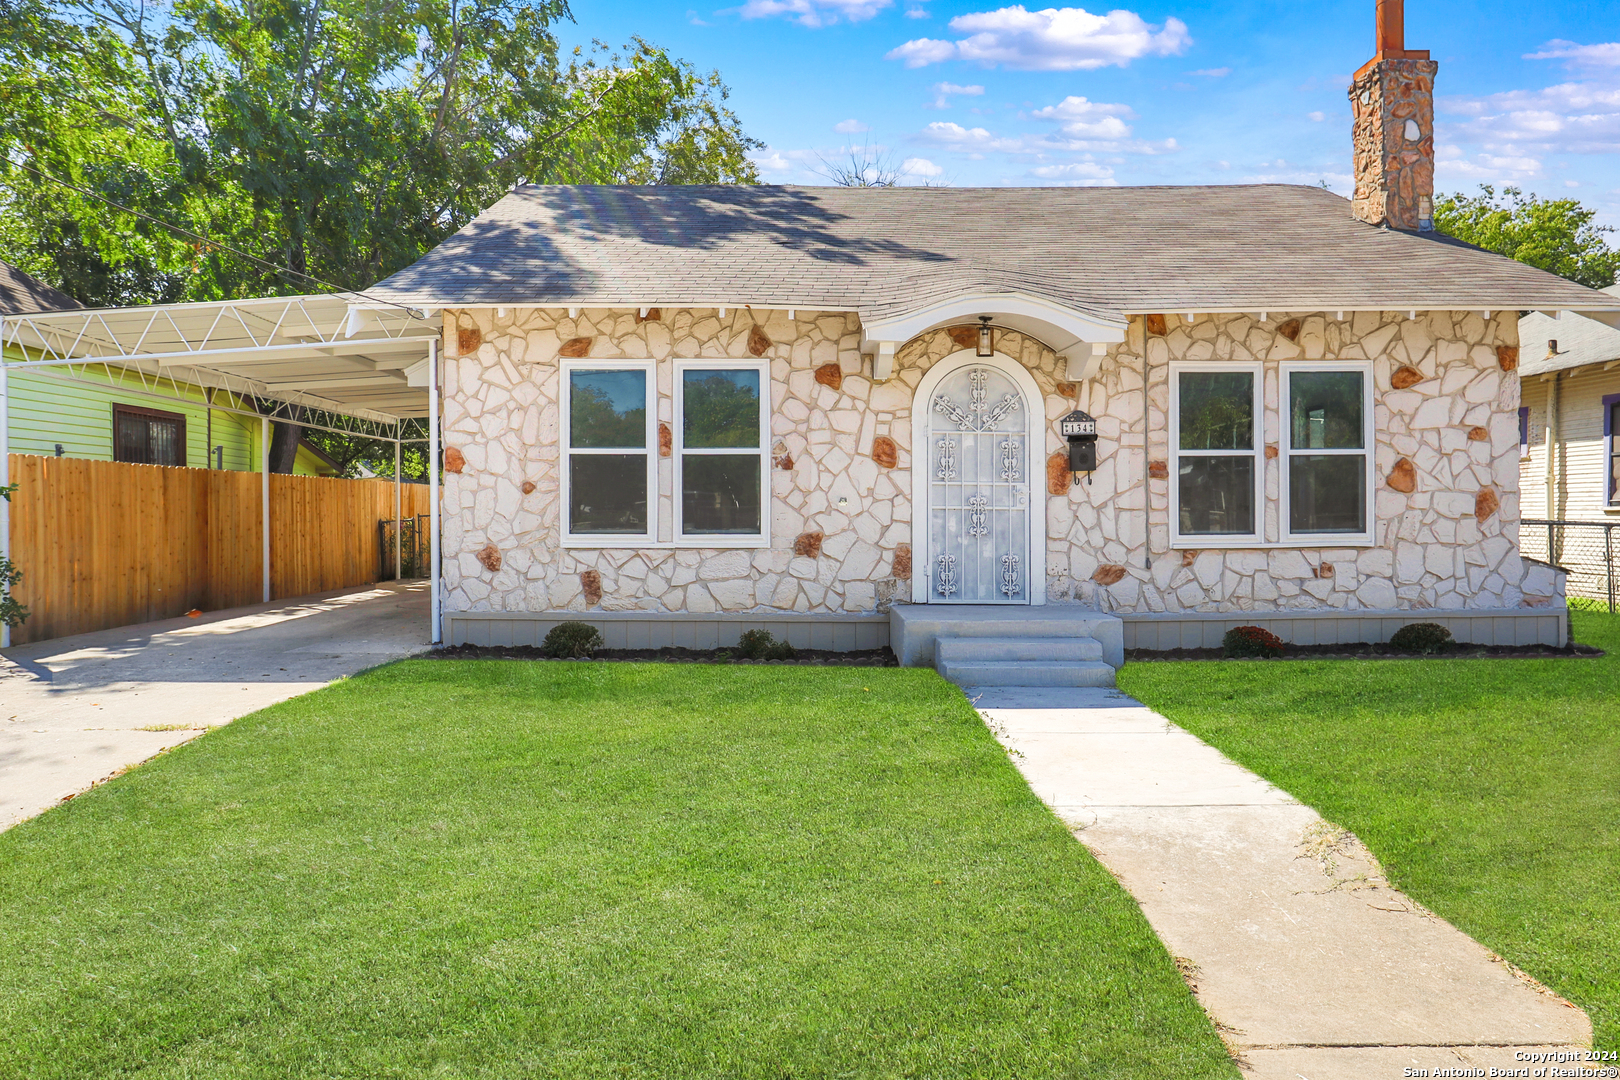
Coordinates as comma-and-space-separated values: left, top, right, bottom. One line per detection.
439, 305, 1552, 618
1349, 56, 1439, 232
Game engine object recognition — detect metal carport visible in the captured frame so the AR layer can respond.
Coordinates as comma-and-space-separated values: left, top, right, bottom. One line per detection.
0, 293, 444, 647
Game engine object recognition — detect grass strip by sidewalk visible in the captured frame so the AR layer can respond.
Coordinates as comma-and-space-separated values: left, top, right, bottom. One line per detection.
1121, 609, 1620, 1048
0, 661, 1236, 1079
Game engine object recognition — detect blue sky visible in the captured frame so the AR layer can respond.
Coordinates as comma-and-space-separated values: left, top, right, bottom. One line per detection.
564, 0, 1620, 224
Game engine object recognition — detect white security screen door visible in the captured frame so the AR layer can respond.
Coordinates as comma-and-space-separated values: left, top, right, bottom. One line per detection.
926, 364, 1031, 604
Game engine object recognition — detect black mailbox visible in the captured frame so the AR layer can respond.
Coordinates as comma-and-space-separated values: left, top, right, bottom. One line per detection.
1060, 409, 1097, 476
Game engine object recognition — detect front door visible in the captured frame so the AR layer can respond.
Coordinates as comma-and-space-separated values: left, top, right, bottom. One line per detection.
925, 362, 1031, 604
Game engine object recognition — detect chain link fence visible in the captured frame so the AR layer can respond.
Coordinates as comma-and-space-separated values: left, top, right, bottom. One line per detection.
1520, 519, 1618, 612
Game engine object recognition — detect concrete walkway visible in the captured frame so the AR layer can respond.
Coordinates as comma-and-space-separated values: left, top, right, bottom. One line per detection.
967, 685, 1591, 1080
0, 581, 430, 831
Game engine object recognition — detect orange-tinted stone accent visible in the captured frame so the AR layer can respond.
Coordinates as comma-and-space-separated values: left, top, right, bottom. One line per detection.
814, 363, 843, 391
1391, 365, 1424, 389
580, 569, 602, 605
793, 531, 824, 558
444, 446, 465, 473
892, 543, 912, 580
1092, 564, 1128, 586
871, 436, 898, 468
1387, 457, 1417, 493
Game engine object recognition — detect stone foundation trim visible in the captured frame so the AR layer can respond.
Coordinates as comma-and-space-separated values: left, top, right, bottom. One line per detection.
444, 610, 890, 651
1122, 606, 1566, 650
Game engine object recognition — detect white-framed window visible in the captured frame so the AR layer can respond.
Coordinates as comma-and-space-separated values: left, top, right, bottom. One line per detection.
674, 358, 769, 546
1170, 363, 1264, 545
559, 359, 656, 545
1281, 361, 1374, 544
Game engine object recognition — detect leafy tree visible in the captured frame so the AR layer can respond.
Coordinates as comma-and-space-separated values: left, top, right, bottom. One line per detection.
0, 0, 759, 466
1435, 185, 1619, 289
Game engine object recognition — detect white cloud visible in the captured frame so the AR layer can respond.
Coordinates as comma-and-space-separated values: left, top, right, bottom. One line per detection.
901, 156, 944, 177
736, 0, 891, 27
1189, 66, 1229, 77
1565, 179, 1582, 187
1441, 80, 1620, 156
750, 150, 796, 173
1524, 40, 1620, 68
1029, 95, 1135, 138
834, 118, 871, 133
886, 5, 1191, 71
1434, 143, 1545, 182
925, 81, 987, 108
1307, 111, 1326, 122
904, 5, 930, 16
1028, 160, 1117, 185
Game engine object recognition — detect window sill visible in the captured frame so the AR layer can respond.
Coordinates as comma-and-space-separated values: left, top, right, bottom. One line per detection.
561, 538, 771, 550
1171, 536, 1376, 550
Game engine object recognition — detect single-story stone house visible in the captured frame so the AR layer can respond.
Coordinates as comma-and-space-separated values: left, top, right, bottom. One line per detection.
365, 24, 1619, 676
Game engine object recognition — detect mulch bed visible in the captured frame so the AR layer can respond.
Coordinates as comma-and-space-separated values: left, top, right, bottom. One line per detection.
430, 644, 900, 666
1127, 642, 1604, 662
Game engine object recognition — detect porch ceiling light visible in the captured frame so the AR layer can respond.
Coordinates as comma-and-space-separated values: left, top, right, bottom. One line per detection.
976, 315, 994, 357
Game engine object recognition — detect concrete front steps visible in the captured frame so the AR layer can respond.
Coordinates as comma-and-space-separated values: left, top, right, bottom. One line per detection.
935, 635, 1115, 687
889, 605, 1124, 688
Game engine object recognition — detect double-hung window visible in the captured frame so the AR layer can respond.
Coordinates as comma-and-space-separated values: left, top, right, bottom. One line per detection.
1171, 364, 1262, 543
561, 360, 656, 543
675, 360, 768, 544
1282, 363, 1373, 542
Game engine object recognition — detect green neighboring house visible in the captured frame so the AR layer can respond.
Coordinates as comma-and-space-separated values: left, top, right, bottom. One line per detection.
2, 262, 340, 476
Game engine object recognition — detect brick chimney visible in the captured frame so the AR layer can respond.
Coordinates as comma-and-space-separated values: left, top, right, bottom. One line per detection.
1349, 0, 1438, 231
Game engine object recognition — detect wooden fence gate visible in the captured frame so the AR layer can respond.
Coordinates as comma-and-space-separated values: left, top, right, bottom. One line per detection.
5, 454, 432, 645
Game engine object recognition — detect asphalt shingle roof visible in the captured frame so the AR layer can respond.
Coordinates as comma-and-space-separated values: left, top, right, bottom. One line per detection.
367, 184, 1619, 320
0, 262, 81, 315
1518, 284, 1620, 377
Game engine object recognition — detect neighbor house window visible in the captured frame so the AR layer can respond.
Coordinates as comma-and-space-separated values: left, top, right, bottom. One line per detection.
1605, 394, 1620, 506
675, 360, 768, 543
561, 360, 655, 542
1171, 364, 1262, 542
1282, 363, 1373, 541
1519, 406, 1531, 459
113, 404, 185, 467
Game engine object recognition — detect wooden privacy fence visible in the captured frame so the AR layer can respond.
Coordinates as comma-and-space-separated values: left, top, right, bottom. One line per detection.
5, 454, 432, 645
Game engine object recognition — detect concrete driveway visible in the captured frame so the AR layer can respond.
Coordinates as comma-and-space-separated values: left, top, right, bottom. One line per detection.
0, 581, 430, 831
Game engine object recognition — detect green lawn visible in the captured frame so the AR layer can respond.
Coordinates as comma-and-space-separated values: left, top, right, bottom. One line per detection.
0, 662, 1236, 1079
1120, 609, 1620, 1048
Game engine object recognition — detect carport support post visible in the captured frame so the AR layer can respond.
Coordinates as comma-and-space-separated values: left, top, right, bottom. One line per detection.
260, 415, 271, 603
0, 323, 10, 651
393, 436, 402, 582
429, 338, 441, 644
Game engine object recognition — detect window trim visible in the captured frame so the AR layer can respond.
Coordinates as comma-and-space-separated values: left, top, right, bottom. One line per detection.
558, 358, 657, 546
673, 358, 771, 548
1279, 360, 1376, 546
112, 403, 186, 467
1519, 405, 1532, 461
1169, 362, 1264, 547
1604, 392, 1620, 508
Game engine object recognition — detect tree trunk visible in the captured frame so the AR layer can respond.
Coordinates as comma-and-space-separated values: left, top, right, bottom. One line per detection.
268, 420, 302, 474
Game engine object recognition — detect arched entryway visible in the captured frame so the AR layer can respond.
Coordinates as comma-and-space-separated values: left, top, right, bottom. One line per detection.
910, 350, 1046, 605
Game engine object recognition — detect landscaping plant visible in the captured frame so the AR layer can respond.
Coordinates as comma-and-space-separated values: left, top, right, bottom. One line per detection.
736, 628, 795, 661
1221, 624, 1285, 659
1388, 621, 1454, 654
541, 620, 604, 659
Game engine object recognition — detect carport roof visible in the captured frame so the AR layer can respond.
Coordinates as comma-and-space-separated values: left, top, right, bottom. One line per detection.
0, 293, 436, 423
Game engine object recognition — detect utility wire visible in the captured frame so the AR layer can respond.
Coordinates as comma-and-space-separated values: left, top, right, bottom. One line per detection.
2, 161, 430, 317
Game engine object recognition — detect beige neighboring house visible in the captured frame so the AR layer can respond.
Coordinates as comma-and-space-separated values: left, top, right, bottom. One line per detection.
1518, 285, 1620, 605
352, 8, 1620, 674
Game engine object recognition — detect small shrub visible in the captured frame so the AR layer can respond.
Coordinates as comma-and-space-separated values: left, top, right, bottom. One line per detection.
1222, 625, 1285, 659
1389, 622, 1453, 654
541, 621, 604, 659
737, 628, 796, 661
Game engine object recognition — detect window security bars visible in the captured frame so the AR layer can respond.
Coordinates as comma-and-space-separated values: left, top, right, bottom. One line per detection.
1520, 519, 1618, 613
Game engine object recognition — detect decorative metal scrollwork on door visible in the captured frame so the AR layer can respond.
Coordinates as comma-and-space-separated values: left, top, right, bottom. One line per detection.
935, 553, 958, 598
932, 369, 1020, 432
1000, 554, 1021, 598
999, 438, 1021, 482
935, 437, 957, 480
967, 494, 988, 536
